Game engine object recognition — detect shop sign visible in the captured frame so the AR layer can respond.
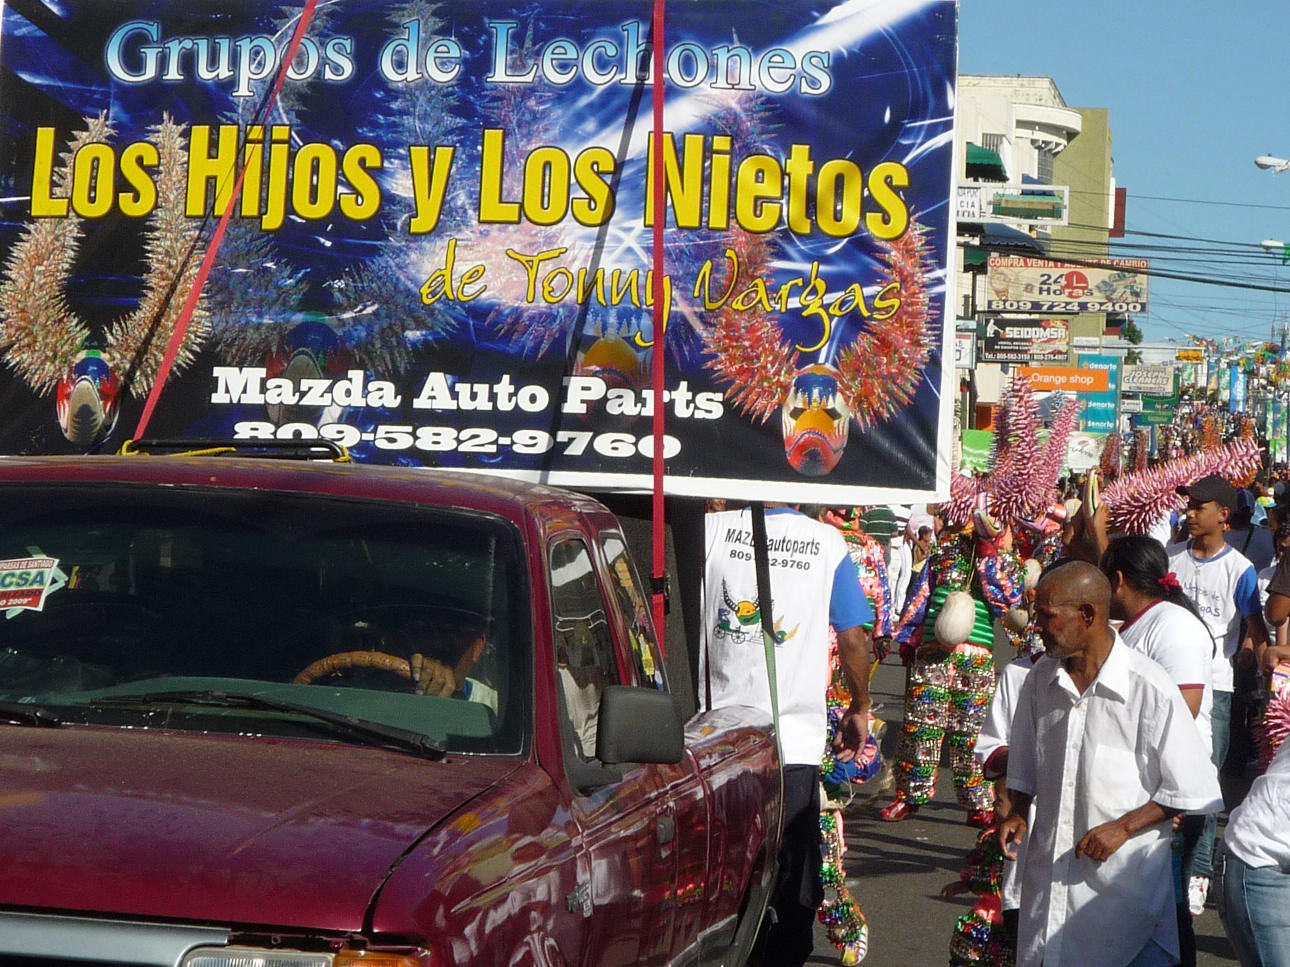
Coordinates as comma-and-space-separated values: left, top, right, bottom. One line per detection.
1121, 365, 1174, 396
956, 183, 1069, 227
1076, 353, 1121, 433
979, 318, 1069, 364
986, 256, 1149, 313
1017, 366, 1109, 393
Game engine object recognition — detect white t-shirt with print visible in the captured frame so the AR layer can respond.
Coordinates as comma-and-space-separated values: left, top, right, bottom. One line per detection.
700, 508, 866, 765
1166, 541, 1261, 693
1117, 600, 1214, 751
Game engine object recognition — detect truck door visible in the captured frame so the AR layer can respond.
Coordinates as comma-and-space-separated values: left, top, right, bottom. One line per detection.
548, 536, 678, 967
597, 532, 711, 964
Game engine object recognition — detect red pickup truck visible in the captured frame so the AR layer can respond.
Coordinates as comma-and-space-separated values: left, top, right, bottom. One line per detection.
0, 449, 779, 967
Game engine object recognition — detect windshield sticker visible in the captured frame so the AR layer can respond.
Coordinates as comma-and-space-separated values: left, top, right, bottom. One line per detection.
0, 556, 66, 617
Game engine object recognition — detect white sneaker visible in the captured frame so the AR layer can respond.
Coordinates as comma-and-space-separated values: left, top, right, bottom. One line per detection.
1188, 875, 1210, 917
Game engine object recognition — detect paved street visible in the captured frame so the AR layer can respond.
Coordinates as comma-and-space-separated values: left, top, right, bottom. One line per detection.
808, 658, 1240, 967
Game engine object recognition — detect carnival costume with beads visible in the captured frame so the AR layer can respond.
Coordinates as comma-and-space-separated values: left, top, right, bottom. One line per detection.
822, 507, 895, 643
878, 378, 1057, 819
818, 668, 880, 964
886, 530, 1024, 812
947, 827, 1015, 967
812, 518, 885, 965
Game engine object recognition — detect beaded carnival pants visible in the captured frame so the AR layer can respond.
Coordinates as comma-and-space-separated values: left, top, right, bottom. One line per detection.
893, 642, 994, 809
818, 807, 868, 958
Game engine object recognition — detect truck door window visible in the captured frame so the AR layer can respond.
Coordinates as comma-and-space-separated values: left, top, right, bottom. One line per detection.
600, 533, 666, 691
549, 538, 618, 760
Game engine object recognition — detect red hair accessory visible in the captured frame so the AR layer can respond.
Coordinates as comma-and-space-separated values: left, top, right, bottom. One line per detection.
1158, 572, 1182, 593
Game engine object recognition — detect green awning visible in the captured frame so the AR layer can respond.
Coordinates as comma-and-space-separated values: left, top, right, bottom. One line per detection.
965, 143, 1007, 182
963, 245, 989, 268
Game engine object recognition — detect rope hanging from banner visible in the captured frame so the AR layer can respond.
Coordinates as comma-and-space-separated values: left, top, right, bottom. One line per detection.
132, 0, 322, 441
649, 0, 668, 657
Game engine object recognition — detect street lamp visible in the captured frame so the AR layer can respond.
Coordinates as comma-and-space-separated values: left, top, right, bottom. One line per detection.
1263, 239, 1290, 265
1256, 156, 1290, 173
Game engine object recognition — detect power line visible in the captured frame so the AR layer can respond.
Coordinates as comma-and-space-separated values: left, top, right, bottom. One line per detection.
1066, 187, 1290, 213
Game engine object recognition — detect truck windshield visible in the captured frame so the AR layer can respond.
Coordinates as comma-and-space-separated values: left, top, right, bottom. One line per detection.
0, 484, 529, 756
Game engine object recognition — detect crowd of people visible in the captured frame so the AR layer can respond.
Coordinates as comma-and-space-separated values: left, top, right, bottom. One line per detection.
701, 408, 1290, 967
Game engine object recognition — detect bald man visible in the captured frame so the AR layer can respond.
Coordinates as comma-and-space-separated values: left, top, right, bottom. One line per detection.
999, 562, 1222, 967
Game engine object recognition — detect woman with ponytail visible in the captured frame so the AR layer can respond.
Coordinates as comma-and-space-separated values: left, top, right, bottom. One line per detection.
1100, 534, 1219, 967
1101, 535, 1215, 727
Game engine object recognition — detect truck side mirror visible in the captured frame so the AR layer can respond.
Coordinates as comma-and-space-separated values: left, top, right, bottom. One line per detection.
595, 685, 684, 765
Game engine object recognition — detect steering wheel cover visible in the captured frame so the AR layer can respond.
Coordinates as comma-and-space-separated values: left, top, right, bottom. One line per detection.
292, 650, 412, 685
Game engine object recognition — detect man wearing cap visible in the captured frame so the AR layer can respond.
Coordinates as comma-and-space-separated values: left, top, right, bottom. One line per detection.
1167, 474, 1269, 917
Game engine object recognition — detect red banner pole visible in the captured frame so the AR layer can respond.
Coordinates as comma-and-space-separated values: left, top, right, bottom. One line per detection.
133, 0, 321, 441
649, 0, 668, 656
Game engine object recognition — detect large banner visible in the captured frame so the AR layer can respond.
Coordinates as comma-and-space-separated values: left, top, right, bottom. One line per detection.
0, 0, 958, 504
1229, 365, 1248, 414
986, 256, 1149, 314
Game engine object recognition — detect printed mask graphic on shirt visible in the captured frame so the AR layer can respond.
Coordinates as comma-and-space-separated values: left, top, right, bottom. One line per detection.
716, 580, 799, 645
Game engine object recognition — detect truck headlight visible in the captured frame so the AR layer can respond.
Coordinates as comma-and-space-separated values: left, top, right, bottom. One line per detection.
182, 948, 427, 967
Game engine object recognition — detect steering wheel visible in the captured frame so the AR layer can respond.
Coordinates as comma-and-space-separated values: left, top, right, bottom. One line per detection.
292, 650, 412, 685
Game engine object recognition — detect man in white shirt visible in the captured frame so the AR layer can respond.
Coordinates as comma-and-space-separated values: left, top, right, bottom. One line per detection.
701, 504, 873, 967
1000, 562, 1222, 967
1220, 739, 1290, 964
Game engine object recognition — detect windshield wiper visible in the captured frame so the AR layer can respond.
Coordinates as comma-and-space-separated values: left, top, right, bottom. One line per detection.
86, 690, 445, 760
0, 700, 62, 728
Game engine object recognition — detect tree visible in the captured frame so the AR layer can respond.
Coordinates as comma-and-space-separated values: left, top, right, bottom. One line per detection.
1122, 318, 1144, 364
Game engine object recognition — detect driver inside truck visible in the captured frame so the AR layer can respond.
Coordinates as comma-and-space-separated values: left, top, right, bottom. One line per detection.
390, 613, 498, 714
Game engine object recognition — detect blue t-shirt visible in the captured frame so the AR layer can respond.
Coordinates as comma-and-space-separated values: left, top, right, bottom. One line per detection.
830, 554, 875, 632
765, 507, 874, 632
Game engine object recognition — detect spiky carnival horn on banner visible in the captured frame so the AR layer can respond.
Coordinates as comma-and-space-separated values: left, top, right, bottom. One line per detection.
0, 113, 207, 445
1101, 438, 1263, 536
702, 222, 935, 476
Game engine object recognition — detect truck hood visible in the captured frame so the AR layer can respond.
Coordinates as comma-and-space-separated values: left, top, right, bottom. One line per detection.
0, 726, 520, 931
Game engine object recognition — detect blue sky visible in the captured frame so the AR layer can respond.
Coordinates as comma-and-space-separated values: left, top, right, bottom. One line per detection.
959, 0, 1290, 346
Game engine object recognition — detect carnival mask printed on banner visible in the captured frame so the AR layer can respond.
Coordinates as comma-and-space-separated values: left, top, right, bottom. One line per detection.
56, 349, 121, 446
781, 364, 850, 476
263, 317, 354, 426
572, 334, 643, 427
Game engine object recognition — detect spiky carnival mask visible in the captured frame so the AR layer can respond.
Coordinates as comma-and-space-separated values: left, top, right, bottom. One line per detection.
56, 350, 120, 446
781, 364, 849, 476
